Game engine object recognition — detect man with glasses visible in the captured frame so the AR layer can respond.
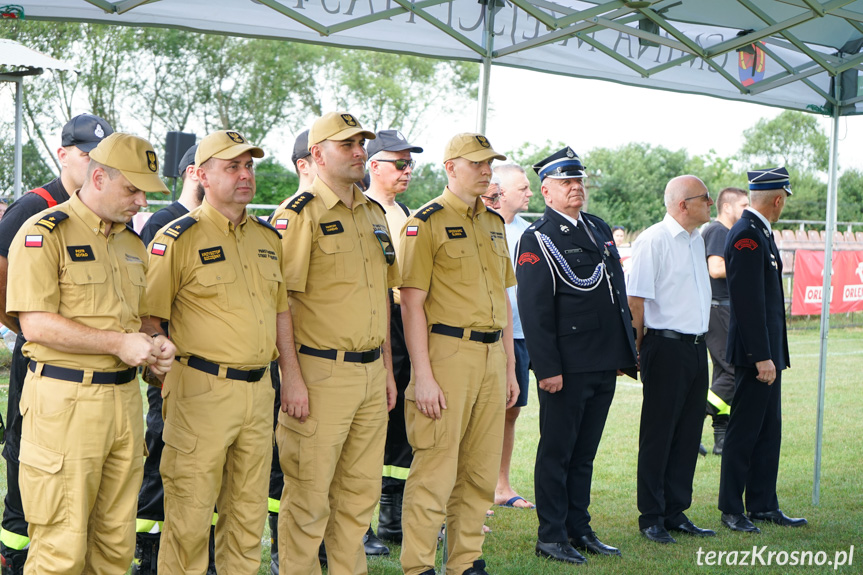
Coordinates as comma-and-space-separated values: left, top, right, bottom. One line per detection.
626, 176, 715, 544
491, 164, 536, 511
719, 168, 805, 533
364, 129, 423, 549
516, 148, 635, 564
398, 133, 518, 575
480, 177, 502, 211
273, 112, 400, 575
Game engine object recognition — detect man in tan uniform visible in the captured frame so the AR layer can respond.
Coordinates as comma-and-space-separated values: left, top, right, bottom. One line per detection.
143, 130, 290, 574
6, 132, 175, 574
274, 112, 400, 575
399, 133, 519, 575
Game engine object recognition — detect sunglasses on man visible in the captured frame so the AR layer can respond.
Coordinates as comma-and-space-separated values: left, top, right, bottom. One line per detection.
376, 159, 416, 171
374, 229, 396, 265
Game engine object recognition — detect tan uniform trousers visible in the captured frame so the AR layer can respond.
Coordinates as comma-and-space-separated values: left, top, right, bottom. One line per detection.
158, 361, 274, 575
277, 353, 388, 575
401, 334, 506, 575
18, 367, 144, 575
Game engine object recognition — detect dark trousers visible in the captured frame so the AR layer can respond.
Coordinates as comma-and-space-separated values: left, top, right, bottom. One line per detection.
1, 334, 28, 545
718, 366, 782, 514
535, 370, 616, 542
137, 385, 167, 522
269, 364, 284, 501
382, 301, 413, 493
705, 304, 735, 416
636, 333, 708, 529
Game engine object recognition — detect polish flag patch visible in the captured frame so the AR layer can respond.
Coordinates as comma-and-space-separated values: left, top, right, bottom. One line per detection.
274, 218, 288, 230
406, 225, 418, 237
151, 242, 167, 256
25, 235, 43, 248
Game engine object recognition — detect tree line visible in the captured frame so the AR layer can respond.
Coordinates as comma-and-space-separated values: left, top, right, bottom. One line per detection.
2, 21, 862, 230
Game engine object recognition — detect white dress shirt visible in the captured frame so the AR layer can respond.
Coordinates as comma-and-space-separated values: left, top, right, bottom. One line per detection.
626, 213, 711, 334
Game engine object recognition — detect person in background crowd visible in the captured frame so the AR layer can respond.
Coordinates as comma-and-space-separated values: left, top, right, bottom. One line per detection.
490, 163, 535, 511
364, 129, 424, 549
701, 187, 749, 456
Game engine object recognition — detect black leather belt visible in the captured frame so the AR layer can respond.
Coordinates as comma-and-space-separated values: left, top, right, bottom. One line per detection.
431, 324, 501, 344
646, 329, 705, 344
711, 299, 730, 306
298, 345, 381, 364
29, 360, 137, 384
184, 356, 267, 382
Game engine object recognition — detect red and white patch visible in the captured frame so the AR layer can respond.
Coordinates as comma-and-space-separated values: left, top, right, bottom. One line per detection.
734, 238, 758, 251
406, 225, 418, 237
274, 218, 288, 230
518, 252, 540, 266
25, 235, 43, 248
151, 242, 167, 256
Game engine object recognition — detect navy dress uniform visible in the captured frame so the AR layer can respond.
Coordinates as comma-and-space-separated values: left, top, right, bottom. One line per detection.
516, 148, 636, 565
719, 167, 807, 531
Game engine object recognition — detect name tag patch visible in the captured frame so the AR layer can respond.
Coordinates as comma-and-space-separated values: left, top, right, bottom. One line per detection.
199, 246, 226, 264
67, 245, 95, 261
320, 221, 344, 235
446, 227, 466, 239
258, 248, 278, 261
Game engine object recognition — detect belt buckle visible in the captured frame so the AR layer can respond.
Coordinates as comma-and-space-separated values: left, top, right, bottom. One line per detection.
693, 333, 704, 344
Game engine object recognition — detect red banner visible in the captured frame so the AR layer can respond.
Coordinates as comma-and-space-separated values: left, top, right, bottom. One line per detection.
791, 250, 863, 315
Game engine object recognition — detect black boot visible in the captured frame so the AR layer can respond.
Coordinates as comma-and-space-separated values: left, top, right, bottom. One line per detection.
130, 533, 159, 575
713, 417, 728, 455
206, 525, 217, 575
698, 443, 708, 456
364, 526, 390, 556
268, 513, 279, 575
377, 491, 403, 543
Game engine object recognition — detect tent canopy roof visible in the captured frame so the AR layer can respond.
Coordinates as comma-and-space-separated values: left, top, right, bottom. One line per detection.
7, 1, 863, 114
0, 38, 76, 74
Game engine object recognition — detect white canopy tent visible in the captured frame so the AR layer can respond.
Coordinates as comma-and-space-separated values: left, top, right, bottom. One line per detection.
0, 38, 76, 199
7, 0, 863, 503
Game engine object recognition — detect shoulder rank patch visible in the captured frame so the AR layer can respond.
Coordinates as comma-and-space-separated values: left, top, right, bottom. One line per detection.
485, 208, 505, 223
287, 191, 314, 214
320, 221, 344, 235
35, 211, 69, 232
67, 245, 95, 261
162, 216, 197, 240
414, 202, 443, 222
199, 246, 225, 264
734, 238, 758, 251
253, 216, 282, 239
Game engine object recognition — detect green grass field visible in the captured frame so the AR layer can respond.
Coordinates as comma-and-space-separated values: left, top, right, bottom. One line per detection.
1, 327, 861, 574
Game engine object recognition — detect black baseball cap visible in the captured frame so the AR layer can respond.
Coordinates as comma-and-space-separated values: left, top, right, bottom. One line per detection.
291, 130, 311, 164
61, 113, 113, 153
367, 129, 423, 158
178, 144, 198, 176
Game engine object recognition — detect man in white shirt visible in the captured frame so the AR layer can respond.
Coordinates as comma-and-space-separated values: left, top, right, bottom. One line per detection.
626, 175, 715, 544
491, 164, 535, 510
